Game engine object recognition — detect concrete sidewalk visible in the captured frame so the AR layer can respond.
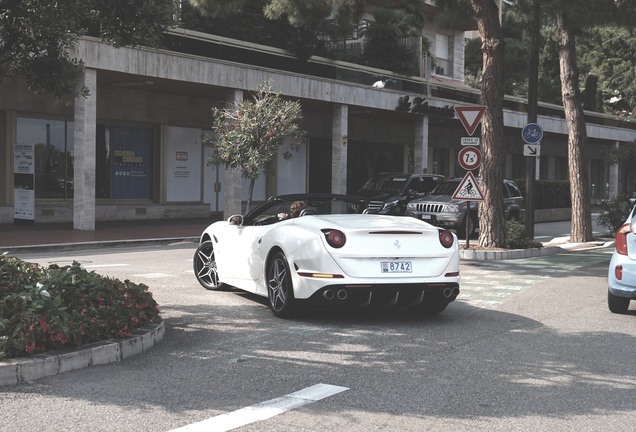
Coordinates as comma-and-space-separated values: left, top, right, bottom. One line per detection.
0, 217, 214, 254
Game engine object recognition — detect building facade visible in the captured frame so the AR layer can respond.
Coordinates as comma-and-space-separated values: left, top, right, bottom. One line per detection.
1, 28, 635, 229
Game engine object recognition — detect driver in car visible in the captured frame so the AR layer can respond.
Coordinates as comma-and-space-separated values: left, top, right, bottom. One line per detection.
278, 200, 307, 220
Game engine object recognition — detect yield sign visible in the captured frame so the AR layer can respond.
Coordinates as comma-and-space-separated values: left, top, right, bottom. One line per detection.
454, 106, 486, 136
452, 171, 484, 201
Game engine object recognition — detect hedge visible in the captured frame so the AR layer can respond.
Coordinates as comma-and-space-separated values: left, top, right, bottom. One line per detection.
513, 179, 571, 210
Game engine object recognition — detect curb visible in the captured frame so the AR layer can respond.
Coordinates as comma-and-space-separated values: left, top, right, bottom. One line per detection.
0, 320, 165, 386
459, 239, 615, 261
460, 244, 564, 261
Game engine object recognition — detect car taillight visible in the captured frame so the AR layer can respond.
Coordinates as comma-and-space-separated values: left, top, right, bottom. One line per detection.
439, 229, 454, 248
323, 229, 346, 248
615, 265, 623, 281
615, 223, 631, 256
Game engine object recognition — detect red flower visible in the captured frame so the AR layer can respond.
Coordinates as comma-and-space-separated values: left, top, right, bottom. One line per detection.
262, 128, 275, 140
37, 316, 49, 332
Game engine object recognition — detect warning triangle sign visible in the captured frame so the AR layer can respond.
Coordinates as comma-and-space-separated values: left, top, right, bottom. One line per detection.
454, 106, 486, 136
452, 171, 484, 201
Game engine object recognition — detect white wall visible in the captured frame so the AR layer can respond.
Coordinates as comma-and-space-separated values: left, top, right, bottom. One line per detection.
277, 138, 307, 194
165, 126, 203, 202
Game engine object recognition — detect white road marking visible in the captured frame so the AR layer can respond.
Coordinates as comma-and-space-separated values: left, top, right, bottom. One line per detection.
169, 383, 349, 432
131, 273, 172, 278
84, 264, 129, 269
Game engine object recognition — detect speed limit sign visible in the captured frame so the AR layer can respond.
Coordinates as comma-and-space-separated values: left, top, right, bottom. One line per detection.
458, 146, 482, 171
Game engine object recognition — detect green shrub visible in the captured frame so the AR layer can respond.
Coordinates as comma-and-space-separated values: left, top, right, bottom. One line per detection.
597, 197, 630, 236
505, 220, 543, 249
0, 253, 160, 359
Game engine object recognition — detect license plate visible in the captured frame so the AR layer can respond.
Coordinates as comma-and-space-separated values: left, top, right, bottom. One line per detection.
421, 214, 432, 220
381, 261, 412, 273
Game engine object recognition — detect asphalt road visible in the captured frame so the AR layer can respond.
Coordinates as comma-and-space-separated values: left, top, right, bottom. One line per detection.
2, 242, 634, 431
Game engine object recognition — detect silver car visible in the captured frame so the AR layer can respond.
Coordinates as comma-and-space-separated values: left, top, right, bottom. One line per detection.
405, 177, 525, 238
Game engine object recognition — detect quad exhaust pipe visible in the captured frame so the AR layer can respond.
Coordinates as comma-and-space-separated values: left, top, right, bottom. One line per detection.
443, 287, 460, 298
323, 289, 335, 300
322, 289, 348, 301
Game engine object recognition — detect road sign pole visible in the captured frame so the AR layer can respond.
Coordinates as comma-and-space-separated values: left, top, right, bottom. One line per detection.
525, 0, 540, 239
466, 201, 471, 248
525, 152, 536, 237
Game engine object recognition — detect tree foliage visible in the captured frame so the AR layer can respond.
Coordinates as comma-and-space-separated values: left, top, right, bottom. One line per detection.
465, 3, 636, 118
189, 0, 365, 59
187, 0, 429, 61
360, 7, 418, 74
181, 0, 296, 51
263, 0, 365, 40
0, 0, 176, 101
539, 0, 635, 242
578, 26, 636, 117
208, 82, 305, 210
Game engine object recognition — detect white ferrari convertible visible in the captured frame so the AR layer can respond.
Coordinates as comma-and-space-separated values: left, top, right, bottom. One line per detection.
193, 194, 460, 318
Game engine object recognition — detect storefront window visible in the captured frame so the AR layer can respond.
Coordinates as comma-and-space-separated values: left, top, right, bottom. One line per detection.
96, 124, 153, 199
16, 117, 74, 199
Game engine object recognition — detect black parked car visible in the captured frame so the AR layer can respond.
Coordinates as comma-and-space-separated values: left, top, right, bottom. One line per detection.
356, 173, 445, 215
405, 177, 525, 238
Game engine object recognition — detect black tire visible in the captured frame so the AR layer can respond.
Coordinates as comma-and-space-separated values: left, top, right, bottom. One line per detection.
193, 241, 225, 290
266, 252, 296, 318
608, 290, 630, 314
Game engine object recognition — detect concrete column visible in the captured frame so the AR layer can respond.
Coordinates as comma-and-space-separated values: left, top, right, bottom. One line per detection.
223, 89, 244, 218
331, 104, 348, 194
609, 141, 620, 197
414, 116, 429, 173
73, 68, 97, 231
547, 156, 555, 180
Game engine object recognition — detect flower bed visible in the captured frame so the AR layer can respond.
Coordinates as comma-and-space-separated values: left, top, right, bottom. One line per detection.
0, 253, 160, 359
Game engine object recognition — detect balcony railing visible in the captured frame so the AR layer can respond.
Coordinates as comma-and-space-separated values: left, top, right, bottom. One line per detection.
161, 28, 636, 132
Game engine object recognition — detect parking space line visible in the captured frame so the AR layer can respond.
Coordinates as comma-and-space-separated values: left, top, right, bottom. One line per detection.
169, 383, 349, 432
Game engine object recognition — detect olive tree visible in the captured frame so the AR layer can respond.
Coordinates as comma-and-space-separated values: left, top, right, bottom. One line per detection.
208, 82, 305, 211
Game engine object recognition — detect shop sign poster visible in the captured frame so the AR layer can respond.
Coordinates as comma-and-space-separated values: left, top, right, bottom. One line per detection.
111, 126, 152, 199
14, 143, 35, 222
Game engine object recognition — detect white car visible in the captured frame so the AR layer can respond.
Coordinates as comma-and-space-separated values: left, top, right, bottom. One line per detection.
193, 194, 460, 318
608, 205, 636, 313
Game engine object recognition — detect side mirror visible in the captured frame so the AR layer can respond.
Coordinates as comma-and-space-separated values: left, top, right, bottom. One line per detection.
228, 215, 243, 226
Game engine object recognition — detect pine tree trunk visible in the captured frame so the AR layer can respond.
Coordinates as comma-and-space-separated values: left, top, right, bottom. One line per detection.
556, 11, 593, 242
472, 0, 506, 248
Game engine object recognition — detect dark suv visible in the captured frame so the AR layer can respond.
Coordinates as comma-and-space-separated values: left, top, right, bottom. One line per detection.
356, 173, 445, 215
404, 177, 524, 238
